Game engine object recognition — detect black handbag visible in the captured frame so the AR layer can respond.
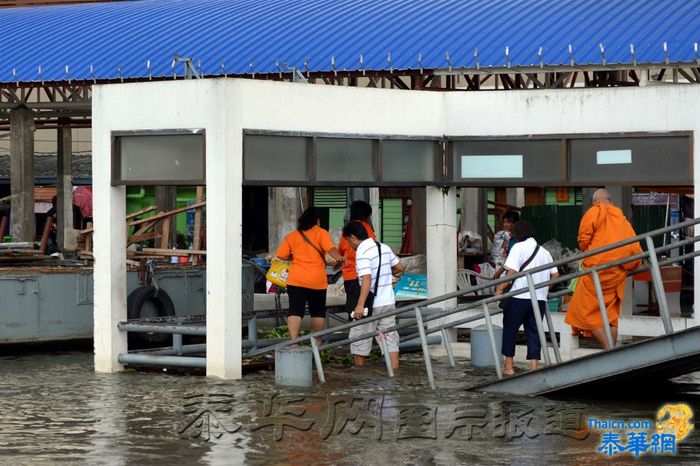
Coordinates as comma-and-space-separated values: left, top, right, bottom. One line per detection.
352, 241, 382, 320
499, 245, 540, 309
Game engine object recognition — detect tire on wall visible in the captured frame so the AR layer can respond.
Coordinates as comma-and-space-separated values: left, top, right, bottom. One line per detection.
127, 285, 176, 348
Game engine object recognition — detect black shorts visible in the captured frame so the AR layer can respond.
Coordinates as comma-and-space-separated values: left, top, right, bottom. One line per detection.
286, 285, 327, 319
344, 279, 361, 314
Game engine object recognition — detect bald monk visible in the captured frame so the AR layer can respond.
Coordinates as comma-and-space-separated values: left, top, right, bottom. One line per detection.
565, 189, 642, 350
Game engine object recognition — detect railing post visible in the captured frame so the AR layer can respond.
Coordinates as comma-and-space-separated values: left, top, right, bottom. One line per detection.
482, 303, 503, 380
248, 315, 257, 351
542, 308, 562, 363
526, 274, 552, 366
414, 306, 436, 390
441, 328, 456, 367
644, 236, 674, 334
377, 336, 395, 377
591, 270, 615, 350
173, 333, 183, 356
310, 337, 326, 383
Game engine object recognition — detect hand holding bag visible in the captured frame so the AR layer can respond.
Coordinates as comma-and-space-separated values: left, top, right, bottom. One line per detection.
498, 245, 540, 310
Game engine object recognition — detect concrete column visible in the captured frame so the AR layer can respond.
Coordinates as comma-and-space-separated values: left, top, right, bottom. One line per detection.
155, 186, 177, 247
426, 187, 458, 340
57, 123, 74, 250
206, 122, 242, 379
411, 188, 426, 254
93, 130, 127, 373
460, 187, 487, 250
369, 187, 381, 240
268, 187, 302, 252
9, 107, 35, 241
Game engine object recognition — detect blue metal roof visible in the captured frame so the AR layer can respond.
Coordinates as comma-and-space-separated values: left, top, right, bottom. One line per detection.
2, 0, 700, 83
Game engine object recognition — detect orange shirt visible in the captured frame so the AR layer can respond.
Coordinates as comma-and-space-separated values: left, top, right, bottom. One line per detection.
337, 220, 376, 281
276, 225, 336, 290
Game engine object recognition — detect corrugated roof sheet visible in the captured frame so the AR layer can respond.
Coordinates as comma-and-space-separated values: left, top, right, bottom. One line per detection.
2, 0, 700, 83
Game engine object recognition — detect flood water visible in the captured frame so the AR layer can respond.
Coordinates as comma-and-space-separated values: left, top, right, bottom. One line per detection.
2, 350, 700, 465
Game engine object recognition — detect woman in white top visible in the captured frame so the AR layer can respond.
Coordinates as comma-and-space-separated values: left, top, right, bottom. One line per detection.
495, 220, 559, 375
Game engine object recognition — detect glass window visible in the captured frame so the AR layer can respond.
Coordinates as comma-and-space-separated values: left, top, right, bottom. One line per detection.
244, 135, 308, 182
114, 133, 204, 185
452, 139, 562, 184
569, 136, 691, 183
382, 140, 437, 182
316, 138, 375, 182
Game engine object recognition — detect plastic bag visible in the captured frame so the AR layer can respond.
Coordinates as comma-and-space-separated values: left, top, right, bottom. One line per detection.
265, 259, 290, 288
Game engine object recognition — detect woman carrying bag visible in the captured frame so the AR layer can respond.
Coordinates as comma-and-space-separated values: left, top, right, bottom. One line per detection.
273, 207, 344, 341
494, 221, 559, 375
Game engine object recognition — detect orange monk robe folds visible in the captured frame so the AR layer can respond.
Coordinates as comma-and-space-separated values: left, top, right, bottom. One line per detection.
565, 204, 642, 336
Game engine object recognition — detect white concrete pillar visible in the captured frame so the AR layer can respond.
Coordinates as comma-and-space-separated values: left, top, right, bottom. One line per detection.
426, 187, 458, 339
460, 187, 487, 251
93, 140, 127, 373
206, 121, 243, 379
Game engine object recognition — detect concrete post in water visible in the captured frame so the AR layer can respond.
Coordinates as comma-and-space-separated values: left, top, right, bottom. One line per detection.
275, 347, 313, 387
10, 107, 35, 242
471, 324, 504, 368
57, 121, 74, 251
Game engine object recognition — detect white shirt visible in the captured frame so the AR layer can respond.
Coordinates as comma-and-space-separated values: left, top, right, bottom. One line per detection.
503, 237, 558, 301
355, 239, 400, 308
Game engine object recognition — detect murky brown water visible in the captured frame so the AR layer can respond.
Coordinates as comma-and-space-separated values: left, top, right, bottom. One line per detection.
1, 351, 700, 465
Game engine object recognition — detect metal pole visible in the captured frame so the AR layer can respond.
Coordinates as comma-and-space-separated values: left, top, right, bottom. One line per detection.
526, 274, 551, 365
482, 303, 503, 380
377, 336, 395, 377
441, 328, 456, 367
645, 236, 673, 334
310, 337, 326, 383
591, 270, 615, 350
248, 315, 257, 351
542, 308, 562, 363
173, 333, 183, 356
414, 306, 436, 390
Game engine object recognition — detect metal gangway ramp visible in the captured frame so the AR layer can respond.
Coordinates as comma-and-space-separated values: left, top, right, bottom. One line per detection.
120, 217, 700, 395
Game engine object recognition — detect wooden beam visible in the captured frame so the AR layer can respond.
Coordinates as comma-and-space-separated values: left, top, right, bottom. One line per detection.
127, 231, 161, 245
159, 216, 171, 249
128, 201, 206, 227
140, 247, 207, 256
126, 205, 157, 220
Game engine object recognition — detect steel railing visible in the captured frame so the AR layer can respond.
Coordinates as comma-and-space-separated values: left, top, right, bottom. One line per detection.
243, 215, 700, 389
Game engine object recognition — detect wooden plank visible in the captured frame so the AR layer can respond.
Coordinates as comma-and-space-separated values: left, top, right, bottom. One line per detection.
128, 201, 206, 228
141, 247, 207, 256
160, 216, 171, 249
127, 231, 162, 245
84, 222, 93, 252
131, 219, 158, 238
126, 205, 157, 220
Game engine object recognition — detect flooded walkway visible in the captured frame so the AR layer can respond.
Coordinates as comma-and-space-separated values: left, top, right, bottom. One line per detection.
1, 351, 699, 465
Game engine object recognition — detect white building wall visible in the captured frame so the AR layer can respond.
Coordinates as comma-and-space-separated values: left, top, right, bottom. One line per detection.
94, 79, 700, 379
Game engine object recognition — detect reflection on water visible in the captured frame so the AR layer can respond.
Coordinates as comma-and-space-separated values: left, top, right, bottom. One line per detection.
1, 351, 699, 465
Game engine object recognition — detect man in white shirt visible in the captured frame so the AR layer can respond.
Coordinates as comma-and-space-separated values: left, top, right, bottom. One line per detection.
495, 220, 559, 374
341, 221, 405, 369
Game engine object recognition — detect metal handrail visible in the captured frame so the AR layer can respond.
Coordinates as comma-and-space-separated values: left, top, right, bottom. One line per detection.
247, 216, 700, 359
248, 217, 700, 389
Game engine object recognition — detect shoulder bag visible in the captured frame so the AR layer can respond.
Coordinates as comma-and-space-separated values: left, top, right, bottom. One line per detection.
352, 241, 382, 321
299, 230, 335, 266
498, 245, 540, 310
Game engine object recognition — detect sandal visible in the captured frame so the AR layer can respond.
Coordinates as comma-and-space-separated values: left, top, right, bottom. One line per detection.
502, 367, 515, 376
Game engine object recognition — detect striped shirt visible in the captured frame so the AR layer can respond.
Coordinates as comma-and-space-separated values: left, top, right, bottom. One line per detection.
355, 239, 400, 308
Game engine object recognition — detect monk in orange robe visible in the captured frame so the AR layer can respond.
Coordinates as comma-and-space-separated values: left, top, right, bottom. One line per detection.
565, 189, 642, 350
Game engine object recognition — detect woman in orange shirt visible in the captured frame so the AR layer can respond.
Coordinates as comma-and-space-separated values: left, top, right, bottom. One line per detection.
274, 207, 344, 340
337, 201, 376, 319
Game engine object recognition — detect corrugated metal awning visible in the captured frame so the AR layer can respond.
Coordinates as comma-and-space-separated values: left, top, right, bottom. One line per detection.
2, 0, 700, 84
